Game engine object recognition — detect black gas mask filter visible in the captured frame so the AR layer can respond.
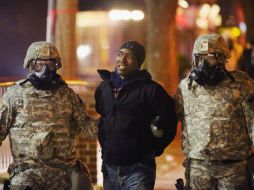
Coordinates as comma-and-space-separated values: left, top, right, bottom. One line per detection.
28, 59, 62, 90
188, 54, 233, 88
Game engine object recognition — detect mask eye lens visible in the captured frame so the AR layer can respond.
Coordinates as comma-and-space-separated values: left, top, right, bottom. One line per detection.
47, 62, 56, 71
32, 59, 57, 71
197, 54, 217, 66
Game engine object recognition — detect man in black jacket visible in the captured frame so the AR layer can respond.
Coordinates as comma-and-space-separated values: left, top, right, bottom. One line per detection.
238, 39, 254, 79
95, 41, 177, 190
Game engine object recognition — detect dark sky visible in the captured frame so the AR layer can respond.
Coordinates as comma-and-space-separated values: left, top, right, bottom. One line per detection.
0, 0, 47, 80
79, 0, 145, 11
0, 0, 145, 81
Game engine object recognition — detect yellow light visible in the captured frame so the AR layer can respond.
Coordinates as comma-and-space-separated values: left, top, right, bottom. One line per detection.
232, 27, 241, 37
66, 80, 90, 86
0, 82, 15, 87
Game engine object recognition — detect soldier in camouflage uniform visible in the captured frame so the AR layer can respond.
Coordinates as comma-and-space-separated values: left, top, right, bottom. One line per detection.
174, 33, 254, 190
0, 42, 97, 190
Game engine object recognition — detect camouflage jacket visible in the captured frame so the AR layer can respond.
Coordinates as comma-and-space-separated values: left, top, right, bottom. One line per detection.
174, 71, 254, 160
0, 79, 97, 166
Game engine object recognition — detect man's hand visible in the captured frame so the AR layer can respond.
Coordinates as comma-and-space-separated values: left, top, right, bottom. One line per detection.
150, 116, 163, 138
175, 178, 185, 190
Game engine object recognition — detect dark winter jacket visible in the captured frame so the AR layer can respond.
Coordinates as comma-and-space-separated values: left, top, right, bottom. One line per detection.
238, 48, 254, 79
95, 69, 177, 165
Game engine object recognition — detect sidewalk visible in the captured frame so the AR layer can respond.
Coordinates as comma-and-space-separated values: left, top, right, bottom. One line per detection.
155, 133, 185, 190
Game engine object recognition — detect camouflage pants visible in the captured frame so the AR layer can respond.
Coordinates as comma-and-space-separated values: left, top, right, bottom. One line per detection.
186, 159, 251, 190
9, 162, 93, 190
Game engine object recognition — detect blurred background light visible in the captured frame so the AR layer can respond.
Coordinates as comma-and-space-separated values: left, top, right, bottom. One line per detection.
196, 17, 209, 29
121, 10, 131, 20
109, 10, 122, 20
165, 154, 174, 162
239, 22, 247, 33
77, 45, 92, 59
109, 9, 144, 21
178, 0, 189, 9
131, 10, 144, 21
196, 3, 222, 29
209, 4, 220, 20
212, 14, 222, 26
199, 4, 211, 18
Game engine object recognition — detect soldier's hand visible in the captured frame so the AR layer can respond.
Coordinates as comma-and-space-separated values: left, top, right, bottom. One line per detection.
150, 116, 163, 138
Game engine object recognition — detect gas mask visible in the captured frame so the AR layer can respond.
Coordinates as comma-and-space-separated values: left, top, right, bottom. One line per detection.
34, 64, 56, 81
29, 59, 62, 90
189, 55, 226, 86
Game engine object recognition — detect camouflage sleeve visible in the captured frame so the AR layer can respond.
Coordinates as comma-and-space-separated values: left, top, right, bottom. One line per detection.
0, 92, 14, 145
72, 93, 98, 138
242, 78, 254, 146
173, 84, 190, 156
174, 85, 184, 121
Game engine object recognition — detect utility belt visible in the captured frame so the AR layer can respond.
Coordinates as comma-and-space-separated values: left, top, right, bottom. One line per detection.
9, 161, 69, 178
9, 163, 35, 178
45, 162, 68, 169
190, 158, 246, 166
9, 160, 90, 180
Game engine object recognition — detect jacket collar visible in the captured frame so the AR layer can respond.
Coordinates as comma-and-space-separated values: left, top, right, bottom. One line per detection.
97, 69, 152, 88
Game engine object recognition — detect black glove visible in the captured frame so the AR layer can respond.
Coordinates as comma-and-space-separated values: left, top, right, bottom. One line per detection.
150, 116, 163, 138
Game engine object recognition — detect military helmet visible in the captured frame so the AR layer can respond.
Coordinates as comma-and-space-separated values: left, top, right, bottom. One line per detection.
193, 33, 230, 59
24, 41, 62, 69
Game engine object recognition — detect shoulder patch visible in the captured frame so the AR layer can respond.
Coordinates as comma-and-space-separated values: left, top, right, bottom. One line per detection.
200, 40, 209, 52
13, 99, 24, 108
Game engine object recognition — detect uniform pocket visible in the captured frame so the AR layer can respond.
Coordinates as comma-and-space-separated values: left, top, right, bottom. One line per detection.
29, 131, 54, 160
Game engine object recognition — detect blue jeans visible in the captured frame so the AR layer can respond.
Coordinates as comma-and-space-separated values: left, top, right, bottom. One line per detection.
102, 162, 156, 190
